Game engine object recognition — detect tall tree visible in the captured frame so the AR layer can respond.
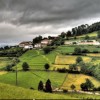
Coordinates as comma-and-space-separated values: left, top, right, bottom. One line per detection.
38, 81, 44, 91
45, 79, 52, 93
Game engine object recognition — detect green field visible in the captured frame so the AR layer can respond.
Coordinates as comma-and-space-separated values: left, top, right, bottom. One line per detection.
77, 31, 98, 38
0, 71, 99, 91
1, 82, 100, 99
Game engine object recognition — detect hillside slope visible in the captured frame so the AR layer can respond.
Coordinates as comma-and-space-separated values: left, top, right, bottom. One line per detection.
0, 83, 74, 99
0, 83, 100, 99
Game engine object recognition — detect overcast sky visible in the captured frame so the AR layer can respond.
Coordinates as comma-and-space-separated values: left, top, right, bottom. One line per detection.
0, 0, 100, 44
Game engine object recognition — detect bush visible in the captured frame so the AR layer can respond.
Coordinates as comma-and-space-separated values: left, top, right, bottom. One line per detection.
43, 47, 51, 54
22, 62, 29, 71
73, 47, 82, 54
57, 68, 68, 73
93, 50, 98, 53
82, 49, 90, 53
76, 56, 83, 63
63, 89, 68, 93
5, 64, 12, 71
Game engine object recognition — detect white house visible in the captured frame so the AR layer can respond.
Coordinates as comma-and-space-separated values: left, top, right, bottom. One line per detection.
34, 43, 41, 48
19, 41, 33, 49
24, 45, 33, 49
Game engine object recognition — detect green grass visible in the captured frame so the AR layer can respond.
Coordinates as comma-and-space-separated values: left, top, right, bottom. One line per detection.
16, 49, 58, 70
1, 82, 100, 99
77, 31, 98, 38
0, 71, 66, 89
0, 83, 76, 99
0, 71, 99, 90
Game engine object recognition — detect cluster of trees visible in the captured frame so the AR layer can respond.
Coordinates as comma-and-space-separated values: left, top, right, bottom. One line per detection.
80, 79, 94, 91
5, 57, 20, 71
50, 37, 65, 46
79, 62, 100, 81
38, 79, 52, 93
73, 47, 90, 55
32, 35, 42, 45
59, 22, 100, 38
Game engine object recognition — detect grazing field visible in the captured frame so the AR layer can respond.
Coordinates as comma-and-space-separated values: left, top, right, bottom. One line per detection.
55, 55, 91, 65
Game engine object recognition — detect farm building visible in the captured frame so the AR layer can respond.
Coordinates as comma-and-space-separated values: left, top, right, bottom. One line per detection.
34, 43, 41, 48
19, 41, 33, 49
41, 39, 52, 47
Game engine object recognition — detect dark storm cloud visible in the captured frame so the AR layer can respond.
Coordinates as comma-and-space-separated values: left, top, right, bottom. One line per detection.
0, 0, 100, 43
0, 0, 100, 25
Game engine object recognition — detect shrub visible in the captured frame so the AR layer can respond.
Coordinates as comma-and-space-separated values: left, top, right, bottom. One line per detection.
76, 56, 83, 63
73, 47, 82, 54
82, 49, 90, 53
57, 68, 68, 73
63, 89, 68, 93
5, 64, 13, 71
70, 84, 76, 91
43, 47, 51, 54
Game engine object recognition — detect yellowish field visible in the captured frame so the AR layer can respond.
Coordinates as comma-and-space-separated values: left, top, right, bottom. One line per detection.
61, 74, 100, 90
87, 53, 100, 57
55, 55, 91, 65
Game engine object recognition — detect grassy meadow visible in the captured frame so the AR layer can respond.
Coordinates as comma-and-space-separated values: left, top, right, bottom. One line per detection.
1, 82, 100, 99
